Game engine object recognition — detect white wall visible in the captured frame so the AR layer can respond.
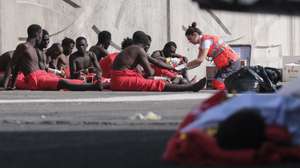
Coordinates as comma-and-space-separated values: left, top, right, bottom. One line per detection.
0, 0, 300, 78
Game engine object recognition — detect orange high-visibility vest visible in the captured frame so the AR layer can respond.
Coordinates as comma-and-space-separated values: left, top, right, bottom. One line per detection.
201, 35, 239, 69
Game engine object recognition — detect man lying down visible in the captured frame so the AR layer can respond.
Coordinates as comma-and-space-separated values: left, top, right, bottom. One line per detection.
163, 79, 300, 165
182, 80, 300, 149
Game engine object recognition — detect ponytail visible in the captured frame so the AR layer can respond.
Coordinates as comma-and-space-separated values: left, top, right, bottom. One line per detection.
185, 22, 202, 36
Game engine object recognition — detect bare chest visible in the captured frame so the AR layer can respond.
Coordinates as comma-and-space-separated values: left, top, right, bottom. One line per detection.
74, 56, 93, 69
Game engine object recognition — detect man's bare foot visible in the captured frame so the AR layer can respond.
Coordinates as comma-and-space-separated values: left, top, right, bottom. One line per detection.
192, 77, 206, 92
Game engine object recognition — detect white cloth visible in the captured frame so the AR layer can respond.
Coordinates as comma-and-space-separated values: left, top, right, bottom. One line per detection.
181, 93, 300, 145
200, 39, 213, 49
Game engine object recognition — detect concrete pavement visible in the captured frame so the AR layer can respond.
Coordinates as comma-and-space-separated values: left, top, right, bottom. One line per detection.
0, 90, 215, 131
0, 90, 299, 168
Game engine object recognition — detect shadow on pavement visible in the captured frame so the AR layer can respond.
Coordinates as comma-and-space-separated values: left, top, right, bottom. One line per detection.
0, 130, 299, 168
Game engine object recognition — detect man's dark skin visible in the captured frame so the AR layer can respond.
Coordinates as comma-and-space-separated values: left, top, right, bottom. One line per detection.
57, 38, 75, 70
148, 55, 177, 72
89, 43, 109, 61
139, 37, 188, 84
0, 51, 14, 88
151, 43, 188, 63
69, 37, 102, 81
47, 43, 65, 77
151, 42, 190, 82
131, 35, 178, 75
8, 25, 101, 91
89, 31, 111, 61
112, 36, 206, 92
63, 39, 75, 57
36, 29, 50, 70
8, 27, 43, 89
113, 45, 154, 76
140, 35, 178, 72
112, 40, 166, 77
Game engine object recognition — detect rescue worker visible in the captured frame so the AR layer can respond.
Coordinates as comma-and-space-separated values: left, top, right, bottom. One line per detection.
185, 22, 240, 90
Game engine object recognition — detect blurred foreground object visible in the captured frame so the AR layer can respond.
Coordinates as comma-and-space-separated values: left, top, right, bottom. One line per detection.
192, 0, 300, 15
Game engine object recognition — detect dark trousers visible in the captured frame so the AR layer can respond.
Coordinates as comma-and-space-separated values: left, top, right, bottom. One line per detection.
215, 59, 241, 82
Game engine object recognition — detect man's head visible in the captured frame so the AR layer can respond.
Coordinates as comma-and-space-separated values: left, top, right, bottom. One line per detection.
216, 108, 266, 150
97, 31, 111, 49
163, 41, 177, 57
132, 31, 151, 52
39, 29, 50, 49
62, 37, 75, 56
75, 37, 88, 54
27, 24, 42, 46
121, 37, 134, 50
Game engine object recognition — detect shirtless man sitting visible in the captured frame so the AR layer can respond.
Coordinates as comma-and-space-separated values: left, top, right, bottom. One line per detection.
1, 29, 60, 89
89, 31, 111, 61
132, 32, 188, 84
152, 41, 188, 63
37, 29, 50, 70
110, 31, 206, 92
100, 37, 134, 79
151, 41, 190, 81
56, 37, 75, 78
69, 37, 102, 83
7, 24, 101, 91
47, 43, 66, 77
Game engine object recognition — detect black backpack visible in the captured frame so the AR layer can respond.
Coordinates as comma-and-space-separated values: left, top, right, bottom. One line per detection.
225, 66, 281, 93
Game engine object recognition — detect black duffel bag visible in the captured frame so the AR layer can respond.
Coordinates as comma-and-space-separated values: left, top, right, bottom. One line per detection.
225, 66, 281, 93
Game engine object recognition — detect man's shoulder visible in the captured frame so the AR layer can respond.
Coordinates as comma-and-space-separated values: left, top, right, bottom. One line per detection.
69, 52, 79, 60
125, 45, 143, 51
89, 45, 103, 51
16, 43, 29, 50
15, 43, 34, 55
57, 53, 65, 58
57, 54, 66, 60
87, 50, 95, 55
1, 50, 14, 58
151, 50, 161, 56
89, 45, 97, 51
87, 51, 97, 59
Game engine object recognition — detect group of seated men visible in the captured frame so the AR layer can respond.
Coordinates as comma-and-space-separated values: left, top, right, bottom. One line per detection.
0, 24, 206, 92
